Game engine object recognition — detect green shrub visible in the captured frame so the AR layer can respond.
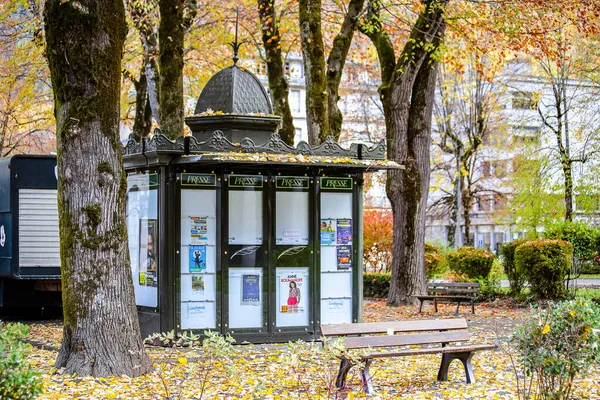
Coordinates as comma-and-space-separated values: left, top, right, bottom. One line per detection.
447, 247, 495, 279
515, 239, 573, 299
478, 259, 503, 300
0, 322, 43, 400
425, 243, 447, 280
544, 220, 600, 274
363, 273, 390, 298
501, 238, 528, 295
512, 299, 600, 399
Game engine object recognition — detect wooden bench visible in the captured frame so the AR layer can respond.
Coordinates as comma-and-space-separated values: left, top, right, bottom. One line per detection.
321, 318, 496, 394
415, 282, 480, 314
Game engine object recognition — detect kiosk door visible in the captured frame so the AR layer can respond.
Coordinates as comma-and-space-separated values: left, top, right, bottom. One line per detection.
224, 173, 269, 335
270, 175, 313, 337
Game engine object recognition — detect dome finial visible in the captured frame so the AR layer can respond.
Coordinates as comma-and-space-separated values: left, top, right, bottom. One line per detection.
229, 7, 241, 65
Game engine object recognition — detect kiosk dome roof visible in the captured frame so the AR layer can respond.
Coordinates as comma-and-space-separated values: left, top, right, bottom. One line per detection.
194, 65, 273, 116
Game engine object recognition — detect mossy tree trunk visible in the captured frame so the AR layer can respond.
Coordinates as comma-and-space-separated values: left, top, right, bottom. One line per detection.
299, 0, 365, 144
325, 0, 365, 141
362, 0, 447, 306
44, 0, 153, 377
158, 0, 185, 139
258, 0, 295, 145
299, 0, 329, 145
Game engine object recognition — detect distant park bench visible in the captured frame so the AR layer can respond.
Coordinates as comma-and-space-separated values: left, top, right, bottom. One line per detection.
321, 318, 496, 394
415, 282, 480, 314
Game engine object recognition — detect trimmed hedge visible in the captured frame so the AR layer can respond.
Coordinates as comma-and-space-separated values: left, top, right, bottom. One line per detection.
515, 239, 573, 299
363, 273, 390, 298
447, 247, 495, 279
500, 239, 527, 295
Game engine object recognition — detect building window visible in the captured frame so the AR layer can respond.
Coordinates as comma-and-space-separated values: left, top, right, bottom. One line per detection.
294, 128, 303, 143
511, 91, 538, 110
284, 62, 291, 76
255, 63, 267, 76
290, 90, 301, 113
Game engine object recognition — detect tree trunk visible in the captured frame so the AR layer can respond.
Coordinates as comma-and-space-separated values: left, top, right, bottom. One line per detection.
159, 0, 184, 139
363, 0, 447, 306
258, 0, 295, 145
563, 158, 574, 221
131, 64, 152, 141
326, 0, 365, 140
299, 0, 329, 145
462, 183, 472, 246
44, 0, 153, 377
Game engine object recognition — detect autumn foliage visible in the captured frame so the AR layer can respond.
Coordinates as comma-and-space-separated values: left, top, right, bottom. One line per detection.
363, 209, 393, 272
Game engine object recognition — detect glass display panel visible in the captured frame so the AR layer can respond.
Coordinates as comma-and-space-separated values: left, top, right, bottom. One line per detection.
127, 173, 159, 308
320, 191, 353, 324
180, 188, 217, 330
229, 268, 263, 329
229, 190, 263, 245
276, 268, 309, 327
181, 302, 217, 330
320, 298, 352, 324
275, 191, 309, 245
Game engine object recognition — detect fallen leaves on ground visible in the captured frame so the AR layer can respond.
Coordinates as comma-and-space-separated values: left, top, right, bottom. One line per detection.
21, 299, 600, 399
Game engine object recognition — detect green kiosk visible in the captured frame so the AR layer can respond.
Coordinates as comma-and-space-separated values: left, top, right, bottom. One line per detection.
123, 58, 399, 343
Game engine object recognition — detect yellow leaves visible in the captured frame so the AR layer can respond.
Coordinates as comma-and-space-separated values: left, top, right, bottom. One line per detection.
542, 324, 551, 335
178, 357, 187, 365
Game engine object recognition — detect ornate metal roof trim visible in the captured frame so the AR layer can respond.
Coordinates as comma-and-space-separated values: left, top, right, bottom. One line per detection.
123, 129, 386, 160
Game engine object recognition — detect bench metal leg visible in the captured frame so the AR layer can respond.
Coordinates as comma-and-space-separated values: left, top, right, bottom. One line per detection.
437, 352, 475, 384
335, 358, 354, 389
455, 300, 460, 315
434, 298, 438, 312
360, 358, 374, 395
471, 299, 475, 314
418, 299, 424, 313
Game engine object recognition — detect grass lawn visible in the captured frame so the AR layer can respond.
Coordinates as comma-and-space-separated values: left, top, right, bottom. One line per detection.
21, 299, 600, 399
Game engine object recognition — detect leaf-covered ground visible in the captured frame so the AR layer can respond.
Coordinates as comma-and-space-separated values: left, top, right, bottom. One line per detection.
23, 299, 600, 399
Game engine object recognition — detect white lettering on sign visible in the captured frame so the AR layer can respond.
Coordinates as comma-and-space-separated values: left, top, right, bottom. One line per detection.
0, 225, 5, 247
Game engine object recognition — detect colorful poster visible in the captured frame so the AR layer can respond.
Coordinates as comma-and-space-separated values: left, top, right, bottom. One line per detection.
189, 245, 207, 272
192, 275, 205, 293
241, 274, 260, 305
279, 271, 306, 314
336, 218, 352, 245
139, 219, 158, 287
320, 219, 336, 245
337, 245, 352, 270
189, 216, 208, 243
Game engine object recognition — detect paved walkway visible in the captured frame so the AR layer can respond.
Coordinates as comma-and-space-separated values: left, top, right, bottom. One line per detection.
500, 278, 600, 288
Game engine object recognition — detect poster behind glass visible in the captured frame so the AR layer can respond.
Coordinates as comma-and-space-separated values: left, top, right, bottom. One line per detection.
127, 173, 159, 308
229, 268, 263, 329
276, 268, 309, 327
320, 191, 353, 324
180, 188, 217, 329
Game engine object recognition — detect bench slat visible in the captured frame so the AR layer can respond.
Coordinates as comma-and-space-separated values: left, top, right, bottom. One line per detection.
415, 295, 473, 300
321, 318, 468, 337
339, 330, 471, 350
364, 344, 497, 359
427, 289, 479, 294
428, 282, 480, 288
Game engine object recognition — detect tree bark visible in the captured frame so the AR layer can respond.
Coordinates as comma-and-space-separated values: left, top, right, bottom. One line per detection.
326, 0, 365, 140
258, 0, 295, 145
131, 64, 152, 141
44, 0, 153, 377
158, 0, 185, 139
299, 0, 329, 145
363, 0, 447, 306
